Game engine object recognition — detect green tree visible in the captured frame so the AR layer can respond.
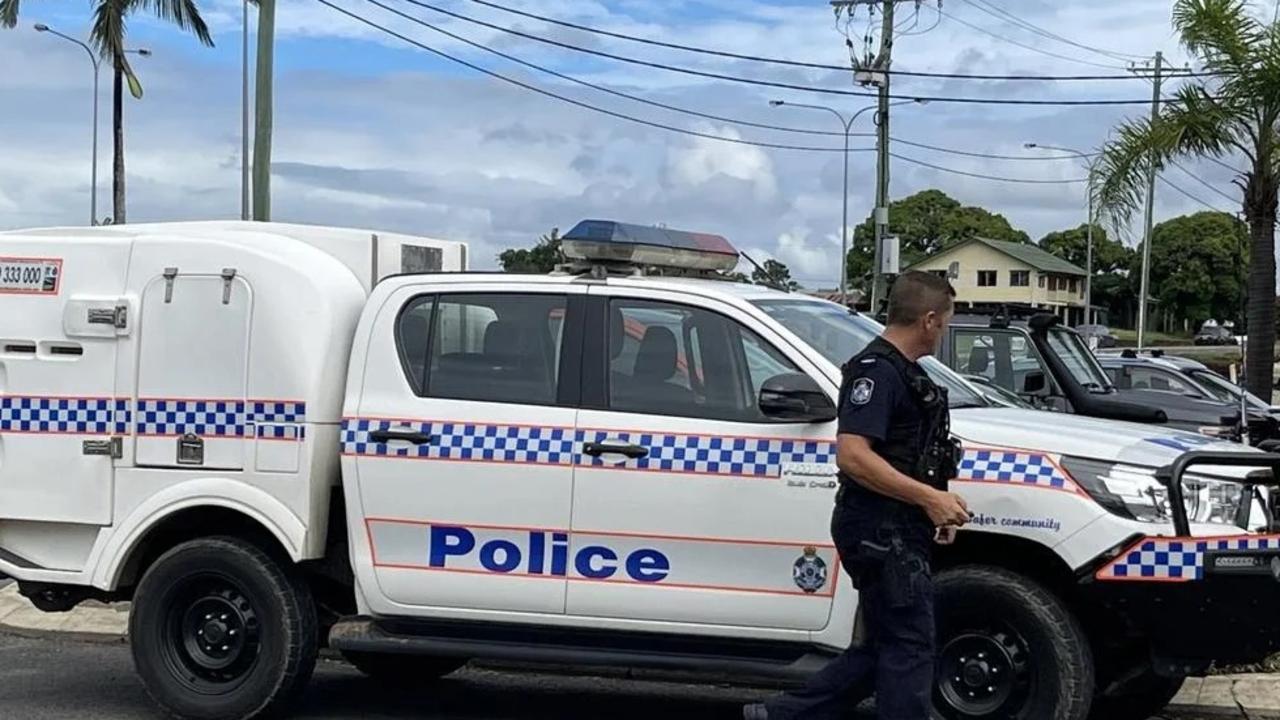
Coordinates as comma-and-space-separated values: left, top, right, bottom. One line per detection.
498, 228, 563, 273
1092, 0, 1279, 396
752, 258, 800, 290
847, 189, 1030, 292
2, 0, 214, 224
1038, 224, 1135, 273
1135, 211, 1247, 329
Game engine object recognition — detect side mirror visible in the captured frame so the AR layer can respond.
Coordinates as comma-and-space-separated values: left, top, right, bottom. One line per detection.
759, 373, 837, 423
1023, 372, 1047, 394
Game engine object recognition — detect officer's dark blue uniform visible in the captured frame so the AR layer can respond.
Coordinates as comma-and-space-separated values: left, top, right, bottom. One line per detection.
760, 336, 956, 720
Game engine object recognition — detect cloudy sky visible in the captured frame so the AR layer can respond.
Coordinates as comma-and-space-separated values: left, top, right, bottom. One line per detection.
0, 0, 1249, 286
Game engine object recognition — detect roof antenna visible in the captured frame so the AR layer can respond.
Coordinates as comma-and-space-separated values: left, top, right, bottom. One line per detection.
737, 250, 789, 292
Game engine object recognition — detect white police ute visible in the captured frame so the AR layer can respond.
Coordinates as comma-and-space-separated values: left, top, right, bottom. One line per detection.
1, 219, 1278, 720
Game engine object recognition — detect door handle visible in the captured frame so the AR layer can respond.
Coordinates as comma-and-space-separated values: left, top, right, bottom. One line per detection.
583, 441, 649, 459
368, 429, 434, 445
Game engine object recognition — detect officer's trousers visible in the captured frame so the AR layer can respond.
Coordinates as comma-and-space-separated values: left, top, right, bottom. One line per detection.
764, 502, 935, 720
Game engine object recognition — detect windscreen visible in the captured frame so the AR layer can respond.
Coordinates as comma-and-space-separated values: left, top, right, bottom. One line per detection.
1045, 328, 1112, 391
752, 299, 987, 409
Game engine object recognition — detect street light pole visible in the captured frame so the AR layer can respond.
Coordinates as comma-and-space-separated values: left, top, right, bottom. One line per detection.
1025, 142, 1097, 325
770, 98, 923, 307
35, 23, 100, 226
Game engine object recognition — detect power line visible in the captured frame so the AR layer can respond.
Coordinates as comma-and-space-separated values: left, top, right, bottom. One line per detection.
359, 0, 1085, 163
1158, 174, 1231, 214
316, 0, 1086, 185
453, 0, 1208, 83
393, 0, 1173, 105
937, 5, 1129, 70
958, 0, 1147, 63
1170, 160, 1238, 204
892, 152, 1085, 184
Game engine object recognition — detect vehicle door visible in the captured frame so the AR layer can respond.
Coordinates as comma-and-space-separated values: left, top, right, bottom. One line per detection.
0, 241, 126, 527
346, 283, 585, 616
567, 287, 839, 631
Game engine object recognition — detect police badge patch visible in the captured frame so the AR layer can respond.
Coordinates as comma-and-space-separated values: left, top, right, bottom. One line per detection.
850, 377, 875, 405
792, 546, 828, 593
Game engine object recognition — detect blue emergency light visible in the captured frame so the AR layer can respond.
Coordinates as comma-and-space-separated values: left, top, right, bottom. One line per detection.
561, 220, 740, 272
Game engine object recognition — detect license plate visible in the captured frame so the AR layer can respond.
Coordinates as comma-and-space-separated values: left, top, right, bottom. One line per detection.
0, 257, 62, 295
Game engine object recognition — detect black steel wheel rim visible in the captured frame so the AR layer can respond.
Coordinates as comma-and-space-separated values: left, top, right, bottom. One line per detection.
159, 573, 262, 694
936, 629, 1032, 718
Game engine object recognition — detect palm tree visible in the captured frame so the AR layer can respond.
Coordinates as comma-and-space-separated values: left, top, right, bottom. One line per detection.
2, 0, 212, 224
1092, 0, 1278, 398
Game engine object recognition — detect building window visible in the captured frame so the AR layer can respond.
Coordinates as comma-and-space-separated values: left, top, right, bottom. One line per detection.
1010, 270, 1030, 287
1048, 276, 1059, 292
1068, 278, 1079, 293
1038, 274, 1046, 288
977, 270, 998, 287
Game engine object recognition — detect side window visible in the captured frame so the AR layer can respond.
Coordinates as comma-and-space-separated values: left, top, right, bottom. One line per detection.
607, 299, 800, 422
1128, 367, 1195, 395
395, 293, 568, 404
953, 329, 1049, 395
396, 296, 435, 393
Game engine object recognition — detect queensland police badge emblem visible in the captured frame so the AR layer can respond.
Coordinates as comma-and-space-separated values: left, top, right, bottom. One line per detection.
792, 546, 828, 593
850, 378, 875, 405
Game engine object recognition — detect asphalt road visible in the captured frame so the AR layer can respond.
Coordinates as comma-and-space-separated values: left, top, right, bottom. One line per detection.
0, 631, 1222, 720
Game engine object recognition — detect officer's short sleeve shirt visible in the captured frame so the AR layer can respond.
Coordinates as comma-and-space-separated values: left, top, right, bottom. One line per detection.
838, 355, 917, 442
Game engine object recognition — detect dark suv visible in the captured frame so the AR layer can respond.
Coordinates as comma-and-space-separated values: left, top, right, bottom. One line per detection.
940, 310, 1249, 440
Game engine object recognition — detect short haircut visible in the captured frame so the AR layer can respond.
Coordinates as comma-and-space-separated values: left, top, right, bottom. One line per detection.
886, 271, 956, 326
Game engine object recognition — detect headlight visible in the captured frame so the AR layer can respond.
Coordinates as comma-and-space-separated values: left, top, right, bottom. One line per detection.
1061, 456, 1250, 526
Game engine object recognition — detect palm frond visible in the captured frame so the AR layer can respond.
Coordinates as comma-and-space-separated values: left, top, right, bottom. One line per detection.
1174, 0, 1263, 73
0, 0, 21, 29
138, 0, 213, 46
88, 0, 129, 59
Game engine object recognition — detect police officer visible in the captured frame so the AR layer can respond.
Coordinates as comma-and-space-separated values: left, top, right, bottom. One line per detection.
746, 271, 970, 720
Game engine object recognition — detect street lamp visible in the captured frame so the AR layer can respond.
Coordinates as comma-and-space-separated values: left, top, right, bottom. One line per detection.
34, 24, 149, 227
771, 98, 926, 306
1025, 142, 1098, 326
35, 23, 99, 226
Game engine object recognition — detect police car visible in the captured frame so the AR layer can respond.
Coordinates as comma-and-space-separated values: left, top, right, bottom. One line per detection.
1, 219, 1279, 720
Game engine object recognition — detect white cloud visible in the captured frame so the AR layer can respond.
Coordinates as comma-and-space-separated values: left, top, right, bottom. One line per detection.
0, 0, 1253, 286
664, 125, 777, 200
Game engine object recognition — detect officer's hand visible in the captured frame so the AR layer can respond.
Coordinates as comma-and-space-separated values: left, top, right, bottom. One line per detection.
922, 490, 970, 528
935, 526, 959, 545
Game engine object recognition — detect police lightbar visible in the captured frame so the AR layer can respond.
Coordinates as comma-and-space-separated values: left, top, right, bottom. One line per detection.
561, 219, 739, 272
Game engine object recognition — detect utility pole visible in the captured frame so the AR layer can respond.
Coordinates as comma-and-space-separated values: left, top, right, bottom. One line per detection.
1136, 51, 1163, 350
832, 0, 920, 315
870, 3, 894, 316
252, 0, 276, 222
242, 0, 251, 221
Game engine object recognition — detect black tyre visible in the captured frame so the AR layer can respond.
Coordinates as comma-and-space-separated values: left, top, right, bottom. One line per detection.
1089, 672, 1185, 720
342, 651, 467, 685
130, 537, 319, 720
933, 566, 1094, 720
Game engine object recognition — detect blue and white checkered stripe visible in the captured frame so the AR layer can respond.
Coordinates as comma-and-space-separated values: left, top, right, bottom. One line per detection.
342, 419, 576, 464
249, 401, 306, 440
0, 396, 116, 435
957, 448, 1080, 494
579, 429, 833, 478
1099, 536, 1280, 582
136, 399, 248, 438
0, 396, 305, 440
343, 419, 835, 478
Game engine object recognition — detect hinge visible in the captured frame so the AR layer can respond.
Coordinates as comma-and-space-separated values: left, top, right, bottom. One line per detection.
86, 304, 128, 330
220, 268, 237, 305
163, 267, 178, 303
82, 436, 123, 459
